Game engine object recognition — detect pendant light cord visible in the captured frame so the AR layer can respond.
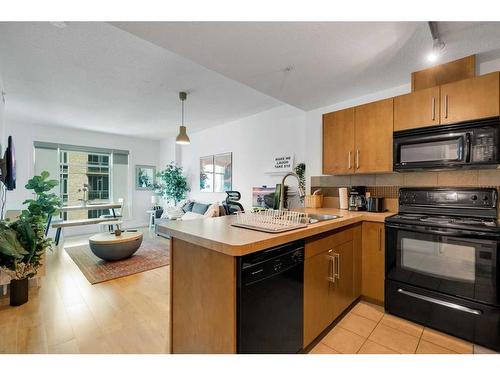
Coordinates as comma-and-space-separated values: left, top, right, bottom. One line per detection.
181, 99, 184, 126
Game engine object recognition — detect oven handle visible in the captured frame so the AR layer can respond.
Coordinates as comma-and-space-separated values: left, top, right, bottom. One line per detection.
397, 288, 483, 315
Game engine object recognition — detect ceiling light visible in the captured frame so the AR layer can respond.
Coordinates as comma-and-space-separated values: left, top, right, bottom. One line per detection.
427, 51, 438, 63
426, 22, 445, 63
175, 92, 191, 145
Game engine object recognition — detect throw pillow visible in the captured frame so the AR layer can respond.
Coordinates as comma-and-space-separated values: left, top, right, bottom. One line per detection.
181, 212, 205, 221
181, 200, 194, 213
203, 203, 220, 218
191, 202, 210, 215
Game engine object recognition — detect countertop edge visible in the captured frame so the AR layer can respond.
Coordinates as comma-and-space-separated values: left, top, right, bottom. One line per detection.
161, 210, 394, 256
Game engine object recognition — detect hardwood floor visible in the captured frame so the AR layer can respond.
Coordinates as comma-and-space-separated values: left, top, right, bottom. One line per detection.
0, 228, 170, 354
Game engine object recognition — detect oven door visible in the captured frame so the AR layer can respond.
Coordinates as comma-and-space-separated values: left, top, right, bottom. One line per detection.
393, 132, 470, 171
386, 224, 499, 306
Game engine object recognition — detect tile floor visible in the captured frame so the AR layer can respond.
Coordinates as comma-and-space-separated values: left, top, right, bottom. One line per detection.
308, 301, 498, 355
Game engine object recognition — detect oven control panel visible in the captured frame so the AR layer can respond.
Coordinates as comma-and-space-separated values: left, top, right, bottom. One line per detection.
399, 188, 497, 208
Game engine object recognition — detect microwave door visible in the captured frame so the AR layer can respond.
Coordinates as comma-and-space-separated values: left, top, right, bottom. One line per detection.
394, 133, 468, 170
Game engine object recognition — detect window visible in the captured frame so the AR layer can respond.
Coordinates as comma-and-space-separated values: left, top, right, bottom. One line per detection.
199, 152, 232, 193
57, 150, 111, 219
34, 142, 129, 222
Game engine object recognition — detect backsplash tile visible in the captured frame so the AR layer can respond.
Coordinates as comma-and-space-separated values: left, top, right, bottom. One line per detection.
402, 172, 438, 186
437, 170, 478, 186
350, 174, 376, 186
375, 173, 404, 186
311, 170, 500, 205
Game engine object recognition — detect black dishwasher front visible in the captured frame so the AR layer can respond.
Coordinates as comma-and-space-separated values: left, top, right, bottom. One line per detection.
237, 240, 304, 354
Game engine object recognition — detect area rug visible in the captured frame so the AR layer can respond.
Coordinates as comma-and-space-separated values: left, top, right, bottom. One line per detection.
65, 238, 169, 284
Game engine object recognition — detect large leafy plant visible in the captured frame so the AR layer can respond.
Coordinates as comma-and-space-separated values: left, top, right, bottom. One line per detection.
156, 162, 190, 206
0, 171, 61, 279
22, 171, 61, 222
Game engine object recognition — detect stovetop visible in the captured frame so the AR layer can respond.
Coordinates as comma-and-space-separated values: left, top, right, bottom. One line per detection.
386, 212, 499, 231
385, 188, 500, 232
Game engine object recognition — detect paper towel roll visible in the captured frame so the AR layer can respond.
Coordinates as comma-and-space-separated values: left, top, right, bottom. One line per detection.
339, 188, 348, 210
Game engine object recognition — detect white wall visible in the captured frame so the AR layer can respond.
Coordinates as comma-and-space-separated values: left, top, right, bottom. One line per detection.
4, 118, 160, 235
166, 105, 306, 210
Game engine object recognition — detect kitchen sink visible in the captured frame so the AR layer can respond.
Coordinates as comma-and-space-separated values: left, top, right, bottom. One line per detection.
306, 213, 342, 224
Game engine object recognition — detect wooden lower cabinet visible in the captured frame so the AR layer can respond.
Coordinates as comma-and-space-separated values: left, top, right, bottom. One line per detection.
303, 225, 361, 347
361, 222, 385, 303
303, 248, 335, 346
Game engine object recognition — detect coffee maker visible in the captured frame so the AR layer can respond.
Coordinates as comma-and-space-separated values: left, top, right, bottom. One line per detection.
348, 186, 367, 211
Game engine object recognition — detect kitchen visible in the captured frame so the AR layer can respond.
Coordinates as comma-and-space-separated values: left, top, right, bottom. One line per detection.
161, 54, 500, 354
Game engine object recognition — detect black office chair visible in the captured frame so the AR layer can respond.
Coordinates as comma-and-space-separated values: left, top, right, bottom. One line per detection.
223, 191, 245, 215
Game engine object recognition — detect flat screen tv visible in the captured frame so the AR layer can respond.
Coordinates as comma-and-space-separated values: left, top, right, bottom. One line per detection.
0, 135, 16, 190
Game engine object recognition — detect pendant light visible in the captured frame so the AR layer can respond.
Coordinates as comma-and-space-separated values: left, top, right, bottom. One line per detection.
176, 91, 191, 145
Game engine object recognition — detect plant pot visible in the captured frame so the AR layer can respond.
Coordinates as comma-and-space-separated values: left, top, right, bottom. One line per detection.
10, 278, 29, 306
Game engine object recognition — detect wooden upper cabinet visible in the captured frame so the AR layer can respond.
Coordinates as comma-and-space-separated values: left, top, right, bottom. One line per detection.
394, 86, 440, 131
323, 108, 355, 174
361, 222, 385, 303
440, 72, 500, 125
354, 98, 394, 173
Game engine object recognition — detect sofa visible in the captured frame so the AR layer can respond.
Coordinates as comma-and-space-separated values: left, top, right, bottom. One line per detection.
154, 201, 226, 238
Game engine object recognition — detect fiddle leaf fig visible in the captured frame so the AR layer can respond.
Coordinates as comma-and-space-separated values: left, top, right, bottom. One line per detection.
156, 162, 190, 206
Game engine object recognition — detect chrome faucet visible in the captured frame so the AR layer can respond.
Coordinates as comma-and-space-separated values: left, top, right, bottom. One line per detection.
279, 172, 306, 211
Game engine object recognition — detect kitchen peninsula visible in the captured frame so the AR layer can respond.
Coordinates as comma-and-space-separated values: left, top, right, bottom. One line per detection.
161, 208, 393, 354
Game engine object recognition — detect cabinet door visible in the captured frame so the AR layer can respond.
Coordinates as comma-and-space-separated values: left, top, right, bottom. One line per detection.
354, 98, 394, 173
394, 86, 440, 131
330, 240, 355, 320
323, 108, 355, 175
303, 249, 335, 346
440, 72, 500, 125
361, 222, 385, 303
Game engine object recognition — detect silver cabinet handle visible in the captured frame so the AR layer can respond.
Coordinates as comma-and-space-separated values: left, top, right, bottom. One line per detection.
356, 149, 360, 169
397, 288, 482, 315
444, 94, 448, 119
348, 151, 352, 169
431, 97, 436, 121
327, 250, 335, 283
334, 253, 340, 280
378, 228, 382, 251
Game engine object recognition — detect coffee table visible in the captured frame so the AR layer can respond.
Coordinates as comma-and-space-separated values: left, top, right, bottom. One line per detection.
88, 231, 143, 261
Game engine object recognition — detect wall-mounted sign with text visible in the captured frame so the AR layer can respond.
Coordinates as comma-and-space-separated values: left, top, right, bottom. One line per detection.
266, 154, 294, 175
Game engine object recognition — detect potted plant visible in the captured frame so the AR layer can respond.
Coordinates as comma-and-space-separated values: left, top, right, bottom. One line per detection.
0, 171, 61, 306
155, 162, 190, 206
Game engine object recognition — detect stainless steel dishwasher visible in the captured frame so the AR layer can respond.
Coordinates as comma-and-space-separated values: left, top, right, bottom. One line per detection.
237, 240, 304, 354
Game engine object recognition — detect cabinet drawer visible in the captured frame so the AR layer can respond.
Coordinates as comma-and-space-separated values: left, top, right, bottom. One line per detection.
305, 226, 354, 259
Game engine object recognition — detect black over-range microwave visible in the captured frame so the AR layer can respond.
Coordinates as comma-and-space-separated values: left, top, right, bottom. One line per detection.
393, 117, 500, 171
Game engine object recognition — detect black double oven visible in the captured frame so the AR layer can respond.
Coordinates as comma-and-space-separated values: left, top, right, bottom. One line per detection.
385, 188, 500, 351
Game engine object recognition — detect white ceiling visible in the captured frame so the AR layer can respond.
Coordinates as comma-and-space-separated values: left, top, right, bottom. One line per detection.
0, 22, 281, 139
114, 22, 500, 110
2, 22, 500, 140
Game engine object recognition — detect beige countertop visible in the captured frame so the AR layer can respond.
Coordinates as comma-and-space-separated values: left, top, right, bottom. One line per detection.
160, 208, 395, 256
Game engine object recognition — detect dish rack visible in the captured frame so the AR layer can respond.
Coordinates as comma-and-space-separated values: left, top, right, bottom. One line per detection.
232, 209, 308, 233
